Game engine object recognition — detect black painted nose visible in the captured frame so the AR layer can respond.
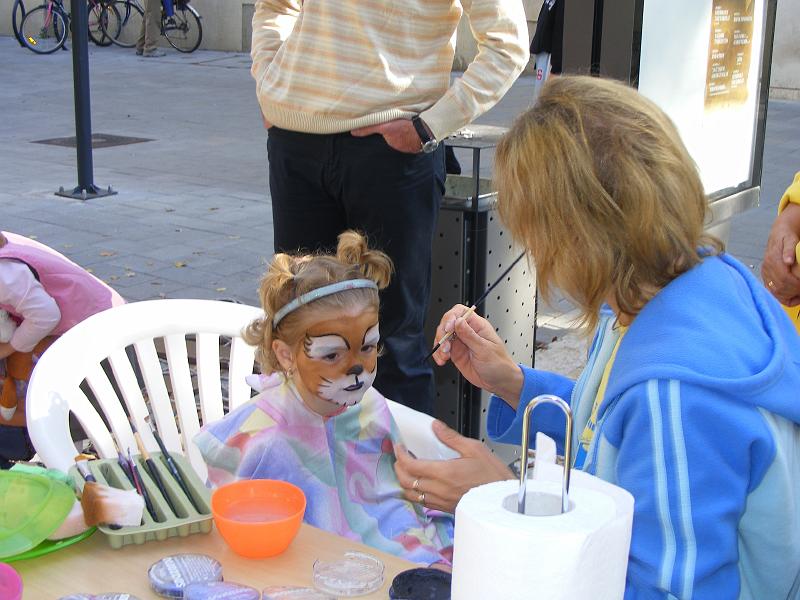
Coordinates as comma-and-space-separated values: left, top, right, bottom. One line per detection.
347, 364, 364, 376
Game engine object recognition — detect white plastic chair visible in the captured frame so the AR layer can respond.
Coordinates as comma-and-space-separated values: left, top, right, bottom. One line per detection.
26, 299, 457, 479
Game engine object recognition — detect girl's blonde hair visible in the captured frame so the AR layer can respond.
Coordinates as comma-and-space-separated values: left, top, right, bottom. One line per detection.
244, 231, 393, 374
495, 75, 722, 333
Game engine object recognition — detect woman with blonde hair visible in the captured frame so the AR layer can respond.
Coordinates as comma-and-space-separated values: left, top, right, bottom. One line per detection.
395, 76, 800, 598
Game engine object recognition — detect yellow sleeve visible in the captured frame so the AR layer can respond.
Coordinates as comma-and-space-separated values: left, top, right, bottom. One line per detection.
777, 172, 800, 213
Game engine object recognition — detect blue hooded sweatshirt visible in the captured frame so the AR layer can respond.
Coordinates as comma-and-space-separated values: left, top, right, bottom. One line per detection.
487, 254, 800, 599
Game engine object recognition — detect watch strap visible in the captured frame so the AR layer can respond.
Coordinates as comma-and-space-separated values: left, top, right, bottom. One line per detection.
412, 115, 434, 145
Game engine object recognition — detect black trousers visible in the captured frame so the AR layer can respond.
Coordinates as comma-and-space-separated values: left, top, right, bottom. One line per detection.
267, 127, 445, 414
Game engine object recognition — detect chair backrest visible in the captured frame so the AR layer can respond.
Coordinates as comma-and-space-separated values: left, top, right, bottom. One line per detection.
27, 299, 262, 478
27, 299, 458, 478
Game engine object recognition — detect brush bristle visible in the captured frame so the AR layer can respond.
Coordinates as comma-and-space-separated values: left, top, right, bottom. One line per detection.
81, 482, 145, 527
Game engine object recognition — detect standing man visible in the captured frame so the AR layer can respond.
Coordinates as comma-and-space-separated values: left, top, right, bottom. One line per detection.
135, 0, 167, 57
251, 0, 529, 414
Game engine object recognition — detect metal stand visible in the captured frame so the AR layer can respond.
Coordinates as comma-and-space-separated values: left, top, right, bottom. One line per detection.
56, 0, 116, 200
428, 125, 537, 443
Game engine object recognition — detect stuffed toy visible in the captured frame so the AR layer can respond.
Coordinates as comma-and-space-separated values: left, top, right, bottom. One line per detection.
0, 308, 24, 421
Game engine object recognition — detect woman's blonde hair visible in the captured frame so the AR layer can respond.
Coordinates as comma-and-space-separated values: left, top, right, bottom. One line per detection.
244, 231, 393, 374
495, 75, 722, 332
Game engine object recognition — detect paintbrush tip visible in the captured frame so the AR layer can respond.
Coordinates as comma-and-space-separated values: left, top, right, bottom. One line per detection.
81, 481, 144, 528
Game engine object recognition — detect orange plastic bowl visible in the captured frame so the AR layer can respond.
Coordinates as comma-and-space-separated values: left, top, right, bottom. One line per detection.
211, 479, 306, 559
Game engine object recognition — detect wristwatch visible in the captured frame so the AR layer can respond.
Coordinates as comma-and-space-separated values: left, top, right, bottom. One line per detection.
412, 115, 439, 153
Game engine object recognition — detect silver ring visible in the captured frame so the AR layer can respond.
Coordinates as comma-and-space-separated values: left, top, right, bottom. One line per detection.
412, 478, 421, 492
418, 492, 425, 505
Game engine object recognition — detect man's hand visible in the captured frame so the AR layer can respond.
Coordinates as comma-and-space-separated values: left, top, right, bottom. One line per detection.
762, 203, 800, 306
351, 119, 422, 154
394, 420, 515, 513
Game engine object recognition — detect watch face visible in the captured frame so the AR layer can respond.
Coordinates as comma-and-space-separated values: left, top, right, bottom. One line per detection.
422, 140, 439, 153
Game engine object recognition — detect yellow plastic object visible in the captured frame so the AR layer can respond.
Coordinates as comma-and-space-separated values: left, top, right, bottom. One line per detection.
0, 471, 76, 559
212, 479, 306, 558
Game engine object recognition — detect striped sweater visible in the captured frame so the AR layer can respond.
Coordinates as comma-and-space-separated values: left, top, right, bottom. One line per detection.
250, 0, 529, 140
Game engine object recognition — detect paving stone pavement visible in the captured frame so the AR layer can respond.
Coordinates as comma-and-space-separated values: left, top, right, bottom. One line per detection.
1, 37, 798, 372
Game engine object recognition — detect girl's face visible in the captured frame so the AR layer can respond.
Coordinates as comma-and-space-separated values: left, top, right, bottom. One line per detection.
291, 306, 380, 415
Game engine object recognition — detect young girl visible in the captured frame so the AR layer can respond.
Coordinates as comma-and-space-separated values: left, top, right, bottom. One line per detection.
0, 231, 125, 467
194, 231, 453, 565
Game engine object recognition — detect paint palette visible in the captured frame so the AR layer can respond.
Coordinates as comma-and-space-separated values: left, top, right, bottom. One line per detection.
69, 453, 212, 549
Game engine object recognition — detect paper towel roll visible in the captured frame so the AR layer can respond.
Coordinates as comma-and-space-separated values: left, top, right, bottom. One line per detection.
451, 479, 632, 600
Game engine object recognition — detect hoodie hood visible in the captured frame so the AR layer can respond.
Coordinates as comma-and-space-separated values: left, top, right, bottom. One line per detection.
606, 253, 800, 425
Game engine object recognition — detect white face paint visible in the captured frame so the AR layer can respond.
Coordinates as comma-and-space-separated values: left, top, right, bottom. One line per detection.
297, 319, 380, 408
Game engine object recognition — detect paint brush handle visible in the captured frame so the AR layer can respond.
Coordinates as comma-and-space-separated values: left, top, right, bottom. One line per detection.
117, 453, 135, 487
75, 459, 97, 483
424, 305, 477, 361
149, 428, 200, 512
129, 454, 157, 521
164, 452, 199, 512
144, 457, 178, 516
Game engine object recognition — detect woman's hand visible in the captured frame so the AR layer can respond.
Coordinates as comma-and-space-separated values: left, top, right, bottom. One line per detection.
394, 420, 515, 514
432, 305, 523, 402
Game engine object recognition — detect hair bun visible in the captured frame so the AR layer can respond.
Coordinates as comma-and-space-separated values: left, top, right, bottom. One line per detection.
336, 230, 393, 289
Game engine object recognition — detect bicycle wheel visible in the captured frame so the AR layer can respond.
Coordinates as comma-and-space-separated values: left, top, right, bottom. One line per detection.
12, 0, 27, 47
20, 4, 68, 54
100, 0, 142, 48
162, 2, 201, 53
88, 0, 118, 46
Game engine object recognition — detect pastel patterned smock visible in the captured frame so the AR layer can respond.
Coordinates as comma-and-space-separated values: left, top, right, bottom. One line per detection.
193, 373, 453, 565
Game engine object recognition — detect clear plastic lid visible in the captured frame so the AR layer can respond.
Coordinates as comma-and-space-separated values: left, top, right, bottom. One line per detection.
261, 586, 335, 600
183, 581, 260, 600
312, 551, 384, 597
58, 596, 143, 600
148, 554, 224, 598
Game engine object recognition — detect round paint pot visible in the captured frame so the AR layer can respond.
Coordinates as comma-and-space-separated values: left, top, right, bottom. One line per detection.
261, 586, 335, 599
312, 551, 384, 597
148, 554, 223, 598
388, 567, 451, 600
184, 581, 260, 600
0, 563, 22, 600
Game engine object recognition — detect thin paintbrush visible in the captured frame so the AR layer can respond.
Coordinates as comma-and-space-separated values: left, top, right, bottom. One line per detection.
74, 454, 98, 483
144, 415, 200, 512
129, 416, 178, 516
424, 251, 526, 361
128, 448, 158, 521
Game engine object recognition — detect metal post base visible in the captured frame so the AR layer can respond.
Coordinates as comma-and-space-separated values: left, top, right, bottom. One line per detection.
55, 184, 117, 201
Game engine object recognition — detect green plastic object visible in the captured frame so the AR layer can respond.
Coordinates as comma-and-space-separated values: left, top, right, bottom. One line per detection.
70, 452, 213, 549
4, 526, 96, 562
0, 470, 77, 559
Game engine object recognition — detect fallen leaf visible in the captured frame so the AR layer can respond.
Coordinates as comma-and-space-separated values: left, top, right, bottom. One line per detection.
100, 251, 116, 257
227, 235, 240, 240
174, 261, 187, 268
110, 275, 119, 281
165, 208, 176, 213
209, 207, 219, 211
86, 268, 94, 274
125, 271, 136, 278
216, 287, 227, 292
29, 235, 37, 240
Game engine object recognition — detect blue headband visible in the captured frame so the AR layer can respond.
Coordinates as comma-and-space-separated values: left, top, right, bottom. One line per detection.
272, 278, 379, 327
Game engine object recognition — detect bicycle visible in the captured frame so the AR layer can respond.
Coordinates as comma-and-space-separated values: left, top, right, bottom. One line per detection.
101, 0, 202, 53
17, 0, 121, 54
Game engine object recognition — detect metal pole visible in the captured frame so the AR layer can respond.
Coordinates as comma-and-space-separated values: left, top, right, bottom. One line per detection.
57, 0, 116, 200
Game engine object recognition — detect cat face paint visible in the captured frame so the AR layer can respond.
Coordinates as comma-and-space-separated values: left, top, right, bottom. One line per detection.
294, 309, 380, 408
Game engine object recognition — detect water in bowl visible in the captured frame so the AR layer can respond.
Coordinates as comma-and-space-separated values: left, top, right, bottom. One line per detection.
226, 499, 296, 522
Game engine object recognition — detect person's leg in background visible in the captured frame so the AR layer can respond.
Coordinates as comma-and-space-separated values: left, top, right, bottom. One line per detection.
136, 0, 165, 57
267, 127, 347, 256
335, 133, 445, 415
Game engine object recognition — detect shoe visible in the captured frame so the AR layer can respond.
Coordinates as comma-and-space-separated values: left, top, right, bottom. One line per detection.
142, 49, 166, 57
135, 48, 143, 55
